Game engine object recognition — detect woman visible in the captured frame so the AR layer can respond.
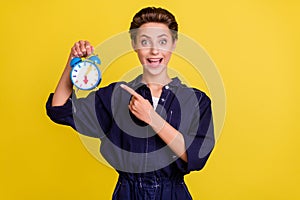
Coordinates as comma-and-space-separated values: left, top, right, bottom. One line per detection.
46, 7, 215, 200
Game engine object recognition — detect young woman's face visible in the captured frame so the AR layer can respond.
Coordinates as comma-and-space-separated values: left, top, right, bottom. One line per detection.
132, 22, 176, 76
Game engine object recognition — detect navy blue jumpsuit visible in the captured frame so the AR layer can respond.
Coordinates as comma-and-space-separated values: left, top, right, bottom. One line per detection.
46, 75, 215, 200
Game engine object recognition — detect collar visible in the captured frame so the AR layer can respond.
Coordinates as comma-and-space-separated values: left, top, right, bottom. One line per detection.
128, 74, 182, 89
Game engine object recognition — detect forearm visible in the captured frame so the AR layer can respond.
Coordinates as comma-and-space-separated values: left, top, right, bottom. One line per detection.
150, 112, 188, 162
120, 84, 188, 162
52, 55, 73, 106
51, 40, 93, 107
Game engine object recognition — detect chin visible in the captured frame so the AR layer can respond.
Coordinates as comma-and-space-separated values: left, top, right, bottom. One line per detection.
143, 64, 167, 76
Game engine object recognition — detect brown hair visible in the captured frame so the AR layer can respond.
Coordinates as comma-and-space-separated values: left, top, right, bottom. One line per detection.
129, 7, 178, 41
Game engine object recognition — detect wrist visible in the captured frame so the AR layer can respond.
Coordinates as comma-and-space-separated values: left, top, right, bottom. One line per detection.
149, 110, 166, 133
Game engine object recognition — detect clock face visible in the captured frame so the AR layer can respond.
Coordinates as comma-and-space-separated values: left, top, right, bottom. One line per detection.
70, 61, 101, 90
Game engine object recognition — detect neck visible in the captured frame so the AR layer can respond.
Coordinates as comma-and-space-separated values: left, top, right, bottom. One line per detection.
141, 72, 172, 86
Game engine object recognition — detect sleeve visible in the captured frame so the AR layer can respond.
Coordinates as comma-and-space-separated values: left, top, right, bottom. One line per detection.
70, 90, 108, 138
45, 85, 114, 139
182, 92, 215, 173
46, 93, 76, 129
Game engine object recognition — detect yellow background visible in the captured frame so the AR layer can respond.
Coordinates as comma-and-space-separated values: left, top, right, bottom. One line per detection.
1, 0, 299, 199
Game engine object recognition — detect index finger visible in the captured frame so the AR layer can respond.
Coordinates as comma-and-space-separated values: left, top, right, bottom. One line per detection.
120, 84, 142, 99
85, 41, 93, 56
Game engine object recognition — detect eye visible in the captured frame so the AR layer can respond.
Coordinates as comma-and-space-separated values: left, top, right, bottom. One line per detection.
159, 39, 167, 45
141, 39, 151, 46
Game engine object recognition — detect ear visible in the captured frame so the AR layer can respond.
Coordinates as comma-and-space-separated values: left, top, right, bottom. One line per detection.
131, 39, 138, 52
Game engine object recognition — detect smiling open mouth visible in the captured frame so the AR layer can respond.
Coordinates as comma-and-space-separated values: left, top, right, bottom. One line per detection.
147, 58, 163, 65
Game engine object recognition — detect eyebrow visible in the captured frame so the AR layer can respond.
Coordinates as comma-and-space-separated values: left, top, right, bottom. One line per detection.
139, 34, 169, 38
158, 34, 169, 38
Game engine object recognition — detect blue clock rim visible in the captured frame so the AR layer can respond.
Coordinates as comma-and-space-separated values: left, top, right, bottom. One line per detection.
70, 60, 102, 90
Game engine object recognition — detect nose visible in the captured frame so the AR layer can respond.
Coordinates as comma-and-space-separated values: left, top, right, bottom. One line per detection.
150, 44, 159, 55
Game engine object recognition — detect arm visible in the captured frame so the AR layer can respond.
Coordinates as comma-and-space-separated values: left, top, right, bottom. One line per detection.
149, 113, 188, 162
46, 40, 105, 136
52, 40, 94, 106
120, 84, 188, 162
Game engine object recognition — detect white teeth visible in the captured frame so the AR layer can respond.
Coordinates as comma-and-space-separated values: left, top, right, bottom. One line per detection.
148, 58, 162, 63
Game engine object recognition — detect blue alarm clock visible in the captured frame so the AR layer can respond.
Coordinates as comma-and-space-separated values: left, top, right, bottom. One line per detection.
70, 55, 102, 90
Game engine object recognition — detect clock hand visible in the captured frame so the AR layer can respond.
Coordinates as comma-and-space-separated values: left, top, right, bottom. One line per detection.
83, 65, 92, 84
84, 66, 92, 76
83, 75, 88, 84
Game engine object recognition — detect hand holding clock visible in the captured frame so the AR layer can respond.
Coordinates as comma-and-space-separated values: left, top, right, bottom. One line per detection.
52, 40, 97, 106
70, 40, 94, 58
69, 41, 102, 90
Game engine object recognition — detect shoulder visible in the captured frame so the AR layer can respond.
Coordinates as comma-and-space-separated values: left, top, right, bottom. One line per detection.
174, 78, 211, 105
191, 88, 211, 104
95, 81, 125, 96
96, 75, 142, 94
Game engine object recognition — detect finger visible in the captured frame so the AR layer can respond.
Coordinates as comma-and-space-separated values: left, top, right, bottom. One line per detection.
129, 104, 140, 115
75, 42, 83, 57
130, 104, 137, 112
129, 99, 134, 107
120, 84, 142, 99
128, 105, 136, 114
86, 46, 92, 55
79, 40, 87, 56
71, 46, 78, 57
129, 98, 137, 110
132, 98, 139, 108
128, 104, 134, 112
85, 41, 93, 55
